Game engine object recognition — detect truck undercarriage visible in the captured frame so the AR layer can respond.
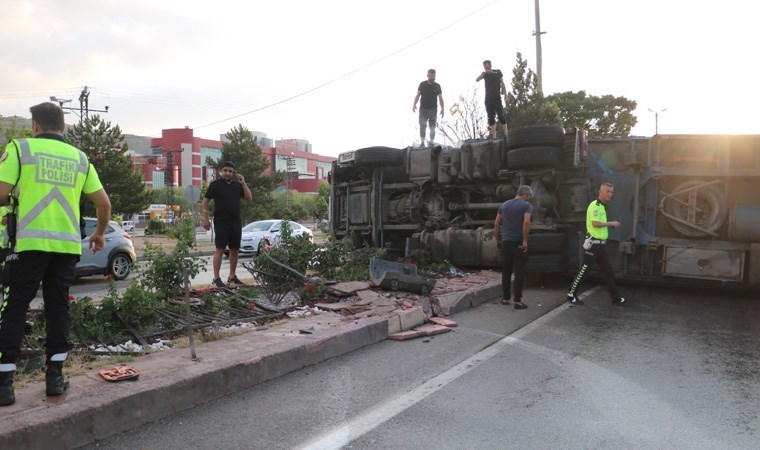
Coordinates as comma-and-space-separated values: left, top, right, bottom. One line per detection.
329, 126, 760, 289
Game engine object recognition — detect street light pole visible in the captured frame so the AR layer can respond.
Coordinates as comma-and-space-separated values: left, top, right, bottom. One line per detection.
648, 107, 667, 135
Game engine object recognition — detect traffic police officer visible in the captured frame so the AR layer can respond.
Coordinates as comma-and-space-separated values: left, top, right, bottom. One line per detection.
566, 182, 626, 306
0, 102, 111, 406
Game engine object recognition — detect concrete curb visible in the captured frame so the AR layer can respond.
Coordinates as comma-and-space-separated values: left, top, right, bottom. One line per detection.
1, 273, 504, 448
434, 281, 502, 316
0, 315, 387, 448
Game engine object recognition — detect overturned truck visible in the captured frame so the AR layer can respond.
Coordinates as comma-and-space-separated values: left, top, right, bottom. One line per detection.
329, 126, 760, 289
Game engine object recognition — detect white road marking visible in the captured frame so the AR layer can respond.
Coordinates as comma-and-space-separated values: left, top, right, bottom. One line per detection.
300, 287, 600, 450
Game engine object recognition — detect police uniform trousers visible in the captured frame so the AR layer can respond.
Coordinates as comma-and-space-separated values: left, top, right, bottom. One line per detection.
0, 251, 77, 363
568, 242, 620, 301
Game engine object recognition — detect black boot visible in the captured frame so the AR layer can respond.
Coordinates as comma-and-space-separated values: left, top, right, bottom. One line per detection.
46, 361, 68, 396
0, 370, 15, 406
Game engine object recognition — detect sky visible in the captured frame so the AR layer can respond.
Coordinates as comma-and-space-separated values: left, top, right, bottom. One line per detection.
1, 0, 758, 157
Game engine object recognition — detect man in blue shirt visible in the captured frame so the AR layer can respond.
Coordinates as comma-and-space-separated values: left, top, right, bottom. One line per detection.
493, 185, 533, 309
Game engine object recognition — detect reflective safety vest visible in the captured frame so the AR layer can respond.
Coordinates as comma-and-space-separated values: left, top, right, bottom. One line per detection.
586, 200, 609, 240
11, 138, 91, 254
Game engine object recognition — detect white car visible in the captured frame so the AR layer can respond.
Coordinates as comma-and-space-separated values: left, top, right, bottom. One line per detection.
239, 220, 313, 254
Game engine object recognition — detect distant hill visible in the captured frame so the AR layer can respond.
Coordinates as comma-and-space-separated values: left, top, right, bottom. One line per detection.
0, 115, 33, 147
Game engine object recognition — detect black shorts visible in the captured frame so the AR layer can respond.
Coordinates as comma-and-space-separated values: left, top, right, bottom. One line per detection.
213, 218, 242, 250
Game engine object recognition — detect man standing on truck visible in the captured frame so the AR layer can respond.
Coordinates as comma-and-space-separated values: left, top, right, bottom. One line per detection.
567, 182, 626, 306
412, 69, 444, 146
494, 185, 533, 310
476, 60, 508, 139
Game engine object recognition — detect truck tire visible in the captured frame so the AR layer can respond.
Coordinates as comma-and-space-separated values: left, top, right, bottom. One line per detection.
354, 146, 404, 166
663, 180, 727, 237
528, 233, 567, 253
525, 254, 568, 273
507, 146, 563, 170
506, 125, 565, 150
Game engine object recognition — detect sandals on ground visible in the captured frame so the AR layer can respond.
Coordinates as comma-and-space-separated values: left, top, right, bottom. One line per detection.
500, 298, 511, 305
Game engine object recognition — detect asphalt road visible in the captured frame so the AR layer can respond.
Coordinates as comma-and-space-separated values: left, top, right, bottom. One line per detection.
83, 280, 760, 449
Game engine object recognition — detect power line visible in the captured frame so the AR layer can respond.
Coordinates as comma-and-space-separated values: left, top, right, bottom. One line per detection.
193, 0, 500, 130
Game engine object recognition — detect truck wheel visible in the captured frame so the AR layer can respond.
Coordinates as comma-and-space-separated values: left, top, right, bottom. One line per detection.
354, 146, 404, 166
507, 146, 563, 169
663, 180, 726, 237
528, 233, 567, 253
506, 125, 565, 149
525, 254, 568, 273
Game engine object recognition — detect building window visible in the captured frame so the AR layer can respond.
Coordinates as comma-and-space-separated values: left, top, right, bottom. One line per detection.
152, 171, 166, 188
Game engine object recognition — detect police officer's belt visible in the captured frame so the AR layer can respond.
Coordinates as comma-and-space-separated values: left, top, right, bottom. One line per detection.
589, 239, 606, 244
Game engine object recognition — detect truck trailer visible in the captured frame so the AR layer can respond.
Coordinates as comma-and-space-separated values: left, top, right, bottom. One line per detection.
329, 126, 760, 289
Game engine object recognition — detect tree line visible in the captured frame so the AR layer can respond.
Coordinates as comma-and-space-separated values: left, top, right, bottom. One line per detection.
0, 116, 326, 224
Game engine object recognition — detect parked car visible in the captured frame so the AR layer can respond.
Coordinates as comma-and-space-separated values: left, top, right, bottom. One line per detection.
239, 220, 313, 254
121, 220, 135, 232
76, 218, 137, 280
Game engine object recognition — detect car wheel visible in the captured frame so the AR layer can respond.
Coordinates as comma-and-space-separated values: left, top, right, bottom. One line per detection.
109, 252, 132, 280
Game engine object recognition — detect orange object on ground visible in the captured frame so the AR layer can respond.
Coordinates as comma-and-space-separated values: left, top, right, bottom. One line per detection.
98, 365, 140, 382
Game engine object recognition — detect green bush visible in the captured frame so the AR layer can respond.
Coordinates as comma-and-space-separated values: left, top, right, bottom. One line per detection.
169, 215, 196, 247
139, 240, 206, 299
146, 217, 168, 235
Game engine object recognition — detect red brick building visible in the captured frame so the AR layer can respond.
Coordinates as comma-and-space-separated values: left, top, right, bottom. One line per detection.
134, 127, 335, 194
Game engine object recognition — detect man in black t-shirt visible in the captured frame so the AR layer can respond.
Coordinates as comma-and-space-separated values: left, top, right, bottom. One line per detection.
476, 60, 508, 139
412, 69, 444, 146
202, 161, 253, 287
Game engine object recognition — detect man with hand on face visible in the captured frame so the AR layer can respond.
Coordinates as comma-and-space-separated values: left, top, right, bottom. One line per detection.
202, 161, 252, 288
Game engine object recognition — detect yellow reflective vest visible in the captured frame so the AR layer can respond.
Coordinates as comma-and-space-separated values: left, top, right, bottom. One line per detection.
586, 200, 609, 240
0, 137, 103, 254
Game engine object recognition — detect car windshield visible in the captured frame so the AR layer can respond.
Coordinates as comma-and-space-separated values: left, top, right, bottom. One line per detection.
243, 220, 277, 232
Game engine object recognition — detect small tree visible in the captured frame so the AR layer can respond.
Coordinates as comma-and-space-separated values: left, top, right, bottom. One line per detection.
314, 182, 330, 220
66, 115, 152, 217
505, 52, 562, 131
437, 88, 489, 144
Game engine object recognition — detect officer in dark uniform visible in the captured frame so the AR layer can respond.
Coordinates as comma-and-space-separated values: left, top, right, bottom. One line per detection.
566, 182, 626, 306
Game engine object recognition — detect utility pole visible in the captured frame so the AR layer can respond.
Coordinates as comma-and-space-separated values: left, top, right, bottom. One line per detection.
50, 86, 108, 124
533, 0, 546, 92
648, 108, 667, 135
285, 153, 296, 210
